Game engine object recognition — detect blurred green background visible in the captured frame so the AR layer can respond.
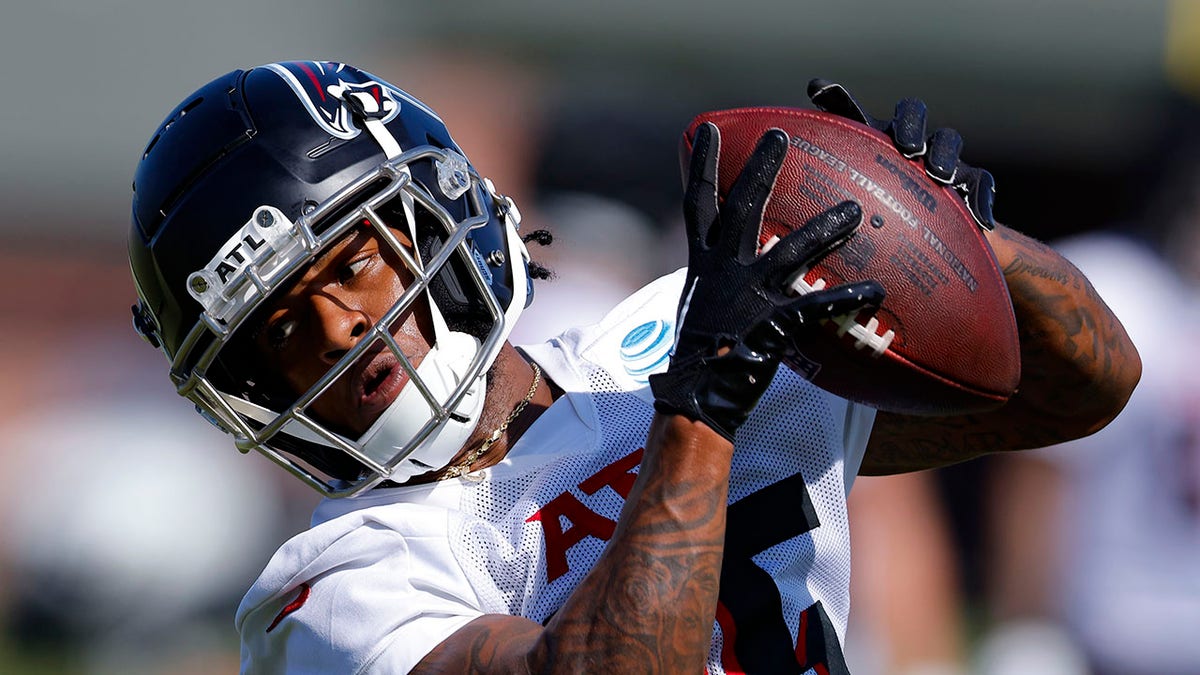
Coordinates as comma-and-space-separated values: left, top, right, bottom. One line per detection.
0, 2, 1193, 673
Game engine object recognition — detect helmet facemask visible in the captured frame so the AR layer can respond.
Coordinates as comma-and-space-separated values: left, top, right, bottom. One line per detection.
173, 146, 530, 497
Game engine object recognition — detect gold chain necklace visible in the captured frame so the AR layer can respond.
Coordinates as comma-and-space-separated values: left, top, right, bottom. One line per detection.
441, 362, 542, 480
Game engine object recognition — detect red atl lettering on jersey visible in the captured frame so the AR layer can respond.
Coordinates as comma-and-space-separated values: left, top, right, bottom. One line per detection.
579, 447, 643, 498
526, 448, 645, 582
715, 601, 745, 673
527, 493, 616, 582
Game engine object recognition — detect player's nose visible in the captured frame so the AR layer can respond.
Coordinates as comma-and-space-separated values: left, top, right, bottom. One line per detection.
311, 293, 370, 365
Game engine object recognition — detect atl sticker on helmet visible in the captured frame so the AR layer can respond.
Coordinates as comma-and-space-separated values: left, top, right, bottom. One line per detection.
187, 206, 310, 325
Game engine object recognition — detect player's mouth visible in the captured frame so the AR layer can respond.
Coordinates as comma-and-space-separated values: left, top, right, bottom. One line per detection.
356, 353, 409, 422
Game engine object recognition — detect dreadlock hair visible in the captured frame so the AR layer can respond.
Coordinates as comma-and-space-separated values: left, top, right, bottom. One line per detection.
523, 228, 555, 281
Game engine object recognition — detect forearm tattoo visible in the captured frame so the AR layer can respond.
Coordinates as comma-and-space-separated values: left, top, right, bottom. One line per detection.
992, 225, 1138, 416
538, 463, 727, 672
864, 225, 1140, 474
414, 419, 733, 673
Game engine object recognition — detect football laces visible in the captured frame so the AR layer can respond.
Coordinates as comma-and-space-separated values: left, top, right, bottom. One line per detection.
762, 234, 895, 357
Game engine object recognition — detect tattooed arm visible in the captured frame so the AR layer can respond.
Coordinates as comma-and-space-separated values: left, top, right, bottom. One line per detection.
414, 415, 733, 673
861, 224, 1142, 474
416, 125, 881, 673
801, 79, 1139, 472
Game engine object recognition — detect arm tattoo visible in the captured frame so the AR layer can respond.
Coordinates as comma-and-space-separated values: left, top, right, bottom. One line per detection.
537, 461, 728, 672
863, 225, 1141, 474
414, 417, 733, 673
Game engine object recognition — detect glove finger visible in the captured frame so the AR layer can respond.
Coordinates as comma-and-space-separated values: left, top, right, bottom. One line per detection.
683, 122, 721, 246
725, 128, 789, 258
807, 79, 885, 132
891, 98, 928, 158
802, 279, 886, 318
925, 127, 963, 183
775, 280, 887, 336
757, 200, 862, 286
964, 167, 997, 230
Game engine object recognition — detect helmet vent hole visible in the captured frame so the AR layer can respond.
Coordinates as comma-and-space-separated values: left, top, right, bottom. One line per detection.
142, 97, 205, 159
181, 96, 204, 114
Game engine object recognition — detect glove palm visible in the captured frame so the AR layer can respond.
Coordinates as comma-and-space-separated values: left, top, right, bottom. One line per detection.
650, 123, 884, 441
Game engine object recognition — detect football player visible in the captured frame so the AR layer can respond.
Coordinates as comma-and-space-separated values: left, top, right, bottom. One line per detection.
128, 62, 1139, 673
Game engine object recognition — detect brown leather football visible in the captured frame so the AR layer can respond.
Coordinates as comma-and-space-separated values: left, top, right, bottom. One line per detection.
682, 107, 1020, 415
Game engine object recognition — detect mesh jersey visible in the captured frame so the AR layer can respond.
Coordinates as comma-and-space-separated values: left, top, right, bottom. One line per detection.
236, 268, 877, 674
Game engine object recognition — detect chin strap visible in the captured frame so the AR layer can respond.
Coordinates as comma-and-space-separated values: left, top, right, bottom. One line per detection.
356, 327, 486, 483
326, 87, 539, 489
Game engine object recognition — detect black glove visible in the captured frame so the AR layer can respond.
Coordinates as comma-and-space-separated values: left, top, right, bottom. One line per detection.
807, 78, 997, 231
649, 123, 885, 441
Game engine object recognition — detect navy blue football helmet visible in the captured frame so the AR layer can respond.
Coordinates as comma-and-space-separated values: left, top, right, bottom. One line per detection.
129, 61, 533, 497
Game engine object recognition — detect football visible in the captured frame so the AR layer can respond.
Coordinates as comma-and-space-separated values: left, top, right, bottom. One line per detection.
682, 107, 1020, 415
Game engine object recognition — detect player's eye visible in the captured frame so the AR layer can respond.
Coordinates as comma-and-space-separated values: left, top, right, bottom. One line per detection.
265, 317, 298, 351
337, 256, 373, 285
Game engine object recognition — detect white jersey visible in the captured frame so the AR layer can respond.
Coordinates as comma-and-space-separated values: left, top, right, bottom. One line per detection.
236, 269, 876, 674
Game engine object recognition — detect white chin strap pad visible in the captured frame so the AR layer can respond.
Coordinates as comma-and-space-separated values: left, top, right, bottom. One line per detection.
357, 327, 485, 482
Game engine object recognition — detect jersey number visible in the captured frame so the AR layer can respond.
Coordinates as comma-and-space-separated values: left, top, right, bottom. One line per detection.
715, 470, 849, 674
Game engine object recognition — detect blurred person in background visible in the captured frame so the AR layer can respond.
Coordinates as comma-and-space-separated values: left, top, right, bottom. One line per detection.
127, 60, 1138, 673
0, 250, 292, 674
978, 94, 1200, 675
508, 191, 663, 343
846, 473, 969, 675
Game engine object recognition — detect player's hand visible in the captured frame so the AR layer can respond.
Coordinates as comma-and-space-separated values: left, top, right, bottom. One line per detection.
650, 123, 884, 441
807, 78, 996, 230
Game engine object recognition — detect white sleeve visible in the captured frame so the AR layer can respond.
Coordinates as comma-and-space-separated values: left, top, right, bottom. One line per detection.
841, 401, 877, 494
238, 513, 481, 674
